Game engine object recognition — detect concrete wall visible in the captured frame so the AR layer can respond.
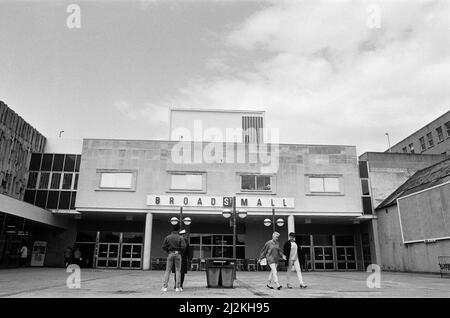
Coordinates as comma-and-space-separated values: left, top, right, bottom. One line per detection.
377, 202, 450, 273
76, 139, 363, 216
389, 110, 450, 155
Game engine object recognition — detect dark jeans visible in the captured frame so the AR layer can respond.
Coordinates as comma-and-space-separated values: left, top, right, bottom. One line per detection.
163, 252, 181, 289
174, 272, 185, 288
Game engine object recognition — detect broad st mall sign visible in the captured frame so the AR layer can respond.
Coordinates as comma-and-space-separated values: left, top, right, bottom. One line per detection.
146, 195, 294, 209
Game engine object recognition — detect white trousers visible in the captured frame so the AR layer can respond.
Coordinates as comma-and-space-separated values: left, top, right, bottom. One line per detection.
286, 259, 304, 285
268, 263, 280, 287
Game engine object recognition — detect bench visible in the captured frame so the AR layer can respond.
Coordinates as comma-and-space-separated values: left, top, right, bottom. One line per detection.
438, 256, 450, 278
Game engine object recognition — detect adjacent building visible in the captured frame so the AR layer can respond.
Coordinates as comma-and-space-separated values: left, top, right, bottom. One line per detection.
0, 101, 46, 200
0, 101, 74, 268
357, 152, 448, 265
389, 110, 450, 155
375, 158, 450, 273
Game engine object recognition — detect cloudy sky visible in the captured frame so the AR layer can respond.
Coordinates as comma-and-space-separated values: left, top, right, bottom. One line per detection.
1, 0, 449, 153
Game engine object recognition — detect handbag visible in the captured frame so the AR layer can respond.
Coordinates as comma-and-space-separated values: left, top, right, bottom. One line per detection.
260, 258, 267, 266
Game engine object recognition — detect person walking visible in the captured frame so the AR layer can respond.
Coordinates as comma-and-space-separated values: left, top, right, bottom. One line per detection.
283, 232, 307, 289
161, 223, 186, 292
172, 229, 190, 289
259, 232, 285, 290
18, 244, 28, 267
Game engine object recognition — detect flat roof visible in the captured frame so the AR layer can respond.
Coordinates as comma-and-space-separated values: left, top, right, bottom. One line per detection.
170, 107, 265, 114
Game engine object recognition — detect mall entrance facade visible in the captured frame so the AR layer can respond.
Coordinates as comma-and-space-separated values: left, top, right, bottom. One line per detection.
72, 213, 369, 271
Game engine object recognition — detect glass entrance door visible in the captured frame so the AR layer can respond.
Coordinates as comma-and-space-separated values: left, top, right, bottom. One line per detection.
120, 244, 142, 269
313, 247, 334, 270
96, 243, 119, 268
336, 247, 357, 270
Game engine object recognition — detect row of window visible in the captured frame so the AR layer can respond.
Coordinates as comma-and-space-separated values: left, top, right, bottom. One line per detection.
359, 161, 373, 215
29, 153, 81, 172
97, 171, 343, 194
27, 171, 78, 191
402, 121, 450, 153
23, 190, 77, 210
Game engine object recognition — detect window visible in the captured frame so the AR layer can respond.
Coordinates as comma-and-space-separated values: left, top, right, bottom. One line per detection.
426, 132, 434, 148
361, 179, 370, 196
170, 174, 203, 191
309, 177, 340, 193
240, 175, 271, 191
436, 127, 444, 142
50, 173, 61, 189
445, 122, 450, 138
62, 173, 73, 189
358, 161, 368, 178
38, 172, 50, 189
27, 172, 38, 189
41, 154, 53, 171
419, 137, 426, 151
99, 172, 133, 189
408, 143, 415, 154
362, 197, 373, 214
73, 174, 79, 190
52, 154, 64, 171
64, 155, 76, 172
402, 147, 408, 153
29, 154, 42, 171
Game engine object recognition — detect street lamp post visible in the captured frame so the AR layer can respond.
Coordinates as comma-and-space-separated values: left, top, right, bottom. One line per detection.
170, 207, 192, 228
222, 196, 247, 259
263, 208, 285, 231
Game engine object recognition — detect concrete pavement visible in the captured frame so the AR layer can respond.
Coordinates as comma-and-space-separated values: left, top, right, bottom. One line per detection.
0, 268, 449, 298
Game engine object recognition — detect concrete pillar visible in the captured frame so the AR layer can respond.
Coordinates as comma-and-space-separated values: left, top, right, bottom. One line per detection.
287, 214, 295, 238
143, 212, 153, 270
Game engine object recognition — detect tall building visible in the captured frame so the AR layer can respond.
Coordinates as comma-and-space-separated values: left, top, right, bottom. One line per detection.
0, 101, 46, 200
388, 110, 450, 155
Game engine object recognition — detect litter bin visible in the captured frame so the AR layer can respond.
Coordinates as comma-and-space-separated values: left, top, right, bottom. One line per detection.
205, 258, 236, 288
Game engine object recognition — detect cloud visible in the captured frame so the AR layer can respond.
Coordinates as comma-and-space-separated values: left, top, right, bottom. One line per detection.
114, 100, 169, 126
171, 0, 450, 153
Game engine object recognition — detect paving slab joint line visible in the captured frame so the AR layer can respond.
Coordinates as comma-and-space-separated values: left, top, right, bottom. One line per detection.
235, 279, 272, 298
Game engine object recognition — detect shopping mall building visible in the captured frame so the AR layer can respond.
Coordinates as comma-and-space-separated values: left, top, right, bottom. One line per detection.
0, 105, 381, 271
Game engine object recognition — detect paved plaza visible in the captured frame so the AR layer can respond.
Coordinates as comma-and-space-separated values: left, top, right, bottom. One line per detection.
0, 268, 449, 298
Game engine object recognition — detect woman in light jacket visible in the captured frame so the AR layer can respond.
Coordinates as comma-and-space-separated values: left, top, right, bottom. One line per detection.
259, 232, 285, 290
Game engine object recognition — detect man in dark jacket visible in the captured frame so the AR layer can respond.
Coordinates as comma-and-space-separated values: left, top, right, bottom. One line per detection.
283, 232, 307, 289
172, 229, 190, 289
161, 224, 186, 292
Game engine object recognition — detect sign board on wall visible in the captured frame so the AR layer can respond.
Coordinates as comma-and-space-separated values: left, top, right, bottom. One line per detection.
146, 195, 294, 208
30, 241, 47, 267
